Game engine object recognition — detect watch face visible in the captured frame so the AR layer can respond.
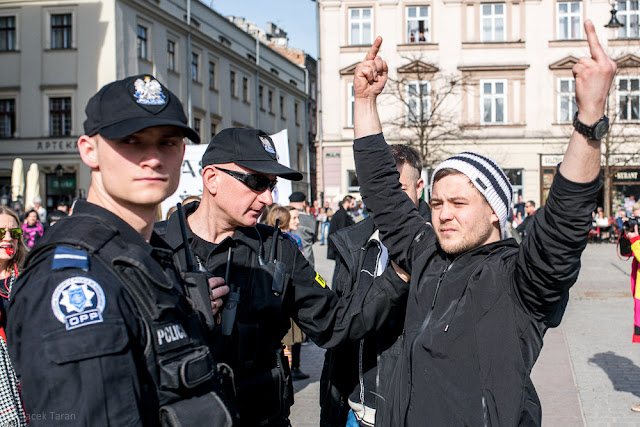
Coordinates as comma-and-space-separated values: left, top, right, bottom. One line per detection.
594, 119, 609, 140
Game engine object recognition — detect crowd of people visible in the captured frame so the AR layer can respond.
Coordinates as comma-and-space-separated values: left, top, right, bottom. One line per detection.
0, 18, 622, 427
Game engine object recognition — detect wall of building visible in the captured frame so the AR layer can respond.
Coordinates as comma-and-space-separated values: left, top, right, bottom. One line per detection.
0, 0, 311, 212
317, 0, 640, 211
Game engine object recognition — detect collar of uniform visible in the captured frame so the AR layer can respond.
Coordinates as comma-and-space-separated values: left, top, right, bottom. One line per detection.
163, 201, 262, 259
72, 200, 154, 254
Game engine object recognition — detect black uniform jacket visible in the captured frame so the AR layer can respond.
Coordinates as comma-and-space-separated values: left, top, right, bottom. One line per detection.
159, 202, 409, 354
354, 133, 600, 426
7, 201, 191, 426
327, 206, 355, 260
320, 200, 431, 425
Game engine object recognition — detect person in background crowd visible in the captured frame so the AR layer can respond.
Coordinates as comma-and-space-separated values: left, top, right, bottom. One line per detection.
350, 23, 614, 424
48, 201, 69, 226
289, 192, 317, 268
0, 206, 26, 425
624, 201, 640, 412
513, 194, 525, 219
21, 210, 44, 249
327, 196, 355, 279
320, 202, 334, 245
10, 202, 23, 223
626, 195, 636, 217
31, 196, 47, 224
516, 200, 536, 239
310, 200, 320, 219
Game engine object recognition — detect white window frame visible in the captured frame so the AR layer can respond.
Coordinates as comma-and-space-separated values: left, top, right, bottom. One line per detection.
48, 96, 72, 137
349, 7, 373, 46
557, 1, 582, 40
0, 14, 17, 51
137, 24, 148, 60
617, 0, 639, 39
347, 169, 360, 192
242, 76, 249, 102
481, 3, 506, 42
230, 70, 236, 98
480, 79, 507, 125
191, 51, 199, 82
347, 83, 355, 127
406, 6, 430, 43
557, 77, 577, 123
0, 98, 16, 138
44, 8, 76, 50
167, 39, 176, 71
617, 76, 640, 122
406, 81, 431, 126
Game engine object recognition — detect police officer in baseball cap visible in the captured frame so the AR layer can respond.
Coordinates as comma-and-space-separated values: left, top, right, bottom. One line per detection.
156, 127, 411, 426
8, 75, 232, 426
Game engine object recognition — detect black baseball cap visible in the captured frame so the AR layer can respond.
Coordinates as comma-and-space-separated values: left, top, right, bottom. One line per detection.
202, 128, 303, 181
83, 74, 200, 143
289, 191, 306, 203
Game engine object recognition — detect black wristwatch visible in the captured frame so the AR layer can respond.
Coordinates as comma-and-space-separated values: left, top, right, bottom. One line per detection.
573, 111, 609, 140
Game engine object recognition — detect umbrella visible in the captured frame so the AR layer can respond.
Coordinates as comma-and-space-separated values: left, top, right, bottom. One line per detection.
11, 158, 24, 202
24, 163, 40, 212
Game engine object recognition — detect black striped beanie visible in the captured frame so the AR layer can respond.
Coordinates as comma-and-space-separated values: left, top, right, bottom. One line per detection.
429, 152, 513, 237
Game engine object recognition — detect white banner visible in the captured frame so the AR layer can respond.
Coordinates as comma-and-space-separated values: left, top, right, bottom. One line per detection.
160, 130, 292, 219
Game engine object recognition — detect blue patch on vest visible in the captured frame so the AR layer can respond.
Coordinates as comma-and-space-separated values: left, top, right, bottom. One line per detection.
51, 246, 89, 271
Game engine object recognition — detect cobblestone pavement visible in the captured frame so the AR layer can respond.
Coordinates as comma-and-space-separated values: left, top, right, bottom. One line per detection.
290, 240, 640, 426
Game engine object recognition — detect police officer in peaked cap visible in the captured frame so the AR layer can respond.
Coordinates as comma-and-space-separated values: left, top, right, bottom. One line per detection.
7, 75, 233, 426
156, 128, 411, 426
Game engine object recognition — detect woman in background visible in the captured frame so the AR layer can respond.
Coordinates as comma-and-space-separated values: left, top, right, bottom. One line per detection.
0, 206, 27, 425
22, 210, 44, 248
265, 205, 309, 380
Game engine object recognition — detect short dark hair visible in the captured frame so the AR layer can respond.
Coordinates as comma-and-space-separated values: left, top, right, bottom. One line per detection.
342, 195, 354, 204
526, 200, 536, 208
390, 144, 422, 177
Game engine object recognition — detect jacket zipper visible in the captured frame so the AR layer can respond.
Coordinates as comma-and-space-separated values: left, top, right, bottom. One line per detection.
404, 261, 453, 424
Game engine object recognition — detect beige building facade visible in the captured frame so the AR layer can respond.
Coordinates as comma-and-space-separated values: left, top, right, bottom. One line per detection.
0, 0, 310, 213
317, 0, 640, 212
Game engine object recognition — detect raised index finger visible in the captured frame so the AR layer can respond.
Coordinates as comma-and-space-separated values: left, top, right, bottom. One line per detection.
584, 20, 605, 61
364, 36, 383, 61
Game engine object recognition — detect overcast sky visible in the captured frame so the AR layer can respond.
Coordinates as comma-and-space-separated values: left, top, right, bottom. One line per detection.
208, 0, 318, 58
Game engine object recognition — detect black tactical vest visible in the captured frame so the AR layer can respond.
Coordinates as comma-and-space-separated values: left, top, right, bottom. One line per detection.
24, 213, 233, 427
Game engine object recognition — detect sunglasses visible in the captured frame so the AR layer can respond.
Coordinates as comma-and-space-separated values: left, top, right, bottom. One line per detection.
215, 167, 278, 192
0, 228, 22, 240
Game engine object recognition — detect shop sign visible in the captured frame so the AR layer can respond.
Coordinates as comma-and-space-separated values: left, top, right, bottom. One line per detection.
613, 170, 640, 182
325, 152, 340, 158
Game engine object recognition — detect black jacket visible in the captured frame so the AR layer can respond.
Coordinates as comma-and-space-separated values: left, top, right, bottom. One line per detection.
8, 201, 230, 426
354, 133, 600, 426
327, 206, 355, 260
321, 199, 431, 426
156, 202, 409, 425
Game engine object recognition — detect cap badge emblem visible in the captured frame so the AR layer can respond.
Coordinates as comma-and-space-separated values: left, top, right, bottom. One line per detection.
260, 135, 276, 154
134, 76, 167, 106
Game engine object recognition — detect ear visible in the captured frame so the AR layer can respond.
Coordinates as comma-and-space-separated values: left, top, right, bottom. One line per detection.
416, 177, 425, 199
202, 166, 218, 196
77, 135, 99, 169
490, 209, 500, 229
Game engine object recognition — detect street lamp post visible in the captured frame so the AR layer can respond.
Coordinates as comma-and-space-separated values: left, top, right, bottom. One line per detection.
605, 0, 624, 28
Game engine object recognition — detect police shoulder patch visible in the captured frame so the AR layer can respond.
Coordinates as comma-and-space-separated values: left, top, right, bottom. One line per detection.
51, 277, 106, 330
52, 246, 89, 271
315, 272, 326, 288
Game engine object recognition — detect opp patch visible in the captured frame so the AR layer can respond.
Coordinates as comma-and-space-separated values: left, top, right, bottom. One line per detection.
315, 272, 326, 288
51, 277, 106, 330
